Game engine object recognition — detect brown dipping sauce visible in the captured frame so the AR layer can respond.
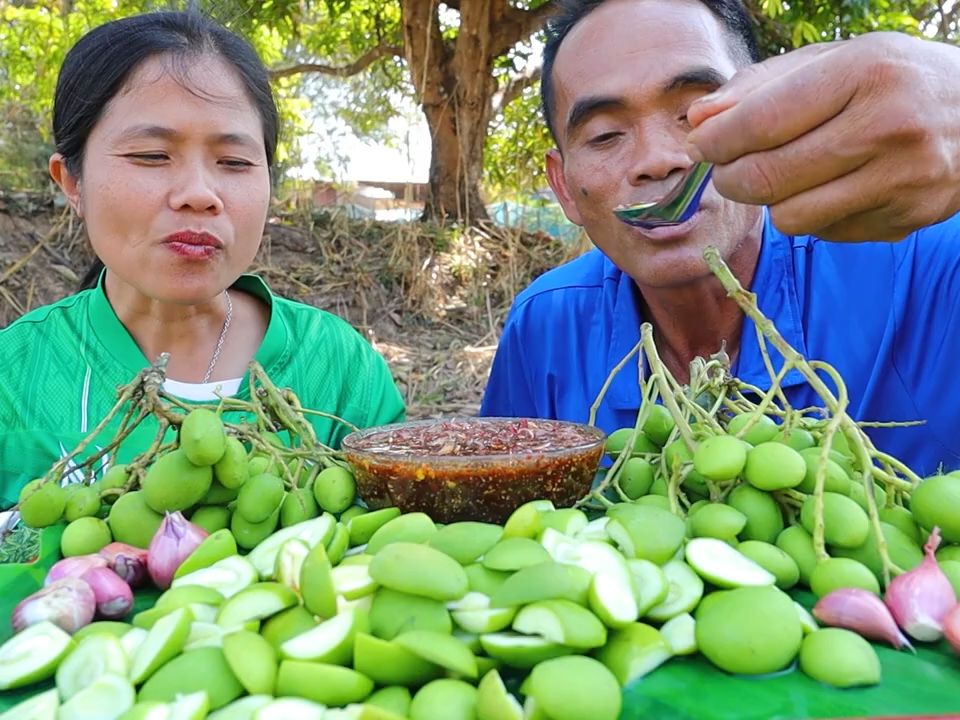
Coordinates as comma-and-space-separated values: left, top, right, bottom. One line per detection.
342, 418, 605, 523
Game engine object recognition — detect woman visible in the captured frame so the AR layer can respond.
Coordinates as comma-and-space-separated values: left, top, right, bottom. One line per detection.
0, 11, 405, 507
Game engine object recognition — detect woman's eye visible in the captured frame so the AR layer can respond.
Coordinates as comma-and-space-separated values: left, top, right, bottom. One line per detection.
126, 153, 168, 162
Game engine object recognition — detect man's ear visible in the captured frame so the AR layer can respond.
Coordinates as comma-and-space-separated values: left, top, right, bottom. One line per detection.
545, 148, 583, 227
49, 153, 83, 217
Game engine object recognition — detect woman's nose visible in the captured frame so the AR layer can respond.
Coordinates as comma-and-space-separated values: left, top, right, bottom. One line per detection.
168, 162, 224, 213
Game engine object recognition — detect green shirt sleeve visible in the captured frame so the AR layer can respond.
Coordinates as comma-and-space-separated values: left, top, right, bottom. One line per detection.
0, 277, 407, 504
360, 340, 406, 430
261, 293, 405, 448
320, 314, 406, 447
0, 382, 22, 508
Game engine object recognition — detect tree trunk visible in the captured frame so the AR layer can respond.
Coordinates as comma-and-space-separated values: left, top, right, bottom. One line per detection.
402, 0, 496, 224
420, 90, 490, 223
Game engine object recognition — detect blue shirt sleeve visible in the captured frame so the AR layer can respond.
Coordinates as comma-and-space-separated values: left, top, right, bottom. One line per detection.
889, 214, 960, 470
480, 301, 539, 419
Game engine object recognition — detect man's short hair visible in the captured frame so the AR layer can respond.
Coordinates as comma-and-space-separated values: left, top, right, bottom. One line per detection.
540, 0, 763, 144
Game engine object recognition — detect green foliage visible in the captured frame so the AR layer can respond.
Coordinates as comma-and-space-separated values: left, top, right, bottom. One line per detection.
0, 0, 151, 189
749, 0, 929, 56
485, 83, 551, 200
221, 0, 403, 66
0, 0, 953, 199
0, 0, 314, 192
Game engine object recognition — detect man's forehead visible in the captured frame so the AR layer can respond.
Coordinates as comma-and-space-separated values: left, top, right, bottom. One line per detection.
553, 0, 739, 88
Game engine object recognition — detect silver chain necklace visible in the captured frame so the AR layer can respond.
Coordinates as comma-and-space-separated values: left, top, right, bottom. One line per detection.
202, 290, 233, 383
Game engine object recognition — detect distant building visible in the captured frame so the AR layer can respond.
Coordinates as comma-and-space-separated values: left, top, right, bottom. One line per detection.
307, 180, 580, 241
311, 181, 338, 207
311, 179, 426, 218
355, 180, 429, 205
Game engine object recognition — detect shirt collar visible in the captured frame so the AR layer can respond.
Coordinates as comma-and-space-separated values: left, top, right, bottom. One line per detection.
603, 209, 808, 410
88, 272, 283, 396
604, 256, 647, 409
733, 210, 808, 393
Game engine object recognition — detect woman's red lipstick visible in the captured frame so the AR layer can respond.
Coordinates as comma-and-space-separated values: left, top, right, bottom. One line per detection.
163, 231, 222, 259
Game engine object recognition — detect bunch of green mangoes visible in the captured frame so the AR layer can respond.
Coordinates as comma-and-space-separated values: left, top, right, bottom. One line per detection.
16, 409, 359, 558
602, 406, 960, 600
5, 492, 929, 720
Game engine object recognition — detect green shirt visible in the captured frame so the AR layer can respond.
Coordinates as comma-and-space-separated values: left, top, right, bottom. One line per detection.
0, 274, 405, 507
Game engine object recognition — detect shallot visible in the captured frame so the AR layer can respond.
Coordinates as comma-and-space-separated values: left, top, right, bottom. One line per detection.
884, 527, 957, 642
80, 566, 134, 619
813, 587, 913, 651
12, 578, 96, 633
45, 554, 107, 585
944, 604, 960, 655
98, 542, 149, 586
147, 511, 208, 589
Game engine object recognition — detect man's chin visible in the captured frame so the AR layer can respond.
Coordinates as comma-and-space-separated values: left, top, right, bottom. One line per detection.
627, 252, 716, 291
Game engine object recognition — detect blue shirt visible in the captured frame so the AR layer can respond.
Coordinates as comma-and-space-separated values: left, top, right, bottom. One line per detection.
480, 211, 960, 477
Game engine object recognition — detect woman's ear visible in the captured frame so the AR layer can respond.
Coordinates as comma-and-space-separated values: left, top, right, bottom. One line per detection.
49, 153, 83, 217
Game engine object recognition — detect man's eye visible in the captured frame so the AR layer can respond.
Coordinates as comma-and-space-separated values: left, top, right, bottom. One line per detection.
220, 158, 254, 168
588, 132, 622, 145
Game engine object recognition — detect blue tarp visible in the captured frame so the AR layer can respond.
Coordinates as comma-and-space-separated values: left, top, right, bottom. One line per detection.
487, 200, 582, 243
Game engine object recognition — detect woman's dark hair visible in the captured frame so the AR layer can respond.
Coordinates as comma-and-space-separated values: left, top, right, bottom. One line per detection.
540, 0, 762, 145
57, 11, 280, 291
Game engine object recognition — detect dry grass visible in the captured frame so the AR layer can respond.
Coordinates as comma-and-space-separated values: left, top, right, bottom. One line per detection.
0, 193, 586, 418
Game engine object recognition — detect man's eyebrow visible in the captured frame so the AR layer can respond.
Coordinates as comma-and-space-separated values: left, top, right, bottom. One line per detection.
562, 67, 727, 140
565, 96, 627, 140
662, 66, 728, 94
115, 125, 261, 151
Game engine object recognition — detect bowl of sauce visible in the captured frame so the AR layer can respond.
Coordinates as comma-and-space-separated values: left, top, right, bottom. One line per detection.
341, 417, 606, 523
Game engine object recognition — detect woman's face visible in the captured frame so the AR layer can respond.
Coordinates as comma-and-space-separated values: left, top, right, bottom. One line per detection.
57, 53, 271, 305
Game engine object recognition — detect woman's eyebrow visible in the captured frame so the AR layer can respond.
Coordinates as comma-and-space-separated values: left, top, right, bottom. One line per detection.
113, 125, 260, 152
114, 124, 178, 143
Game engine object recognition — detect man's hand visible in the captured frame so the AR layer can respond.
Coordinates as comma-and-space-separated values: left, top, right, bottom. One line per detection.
686, 33, 960, 242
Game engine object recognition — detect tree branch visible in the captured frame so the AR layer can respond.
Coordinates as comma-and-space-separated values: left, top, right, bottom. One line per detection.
491, 1, 556, 57
493, 65, 542, 115
269, 44, 403, 79
403, 0, 452, 108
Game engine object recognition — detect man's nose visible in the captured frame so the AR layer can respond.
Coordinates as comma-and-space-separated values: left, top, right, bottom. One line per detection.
627, 129, 692, 194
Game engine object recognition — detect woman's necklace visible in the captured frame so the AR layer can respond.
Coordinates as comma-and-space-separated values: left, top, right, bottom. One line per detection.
202, 290, 233, 383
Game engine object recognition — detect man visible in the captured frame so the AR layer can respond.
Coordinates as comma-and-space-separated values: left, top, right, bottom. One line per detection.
480, 0, 960, 475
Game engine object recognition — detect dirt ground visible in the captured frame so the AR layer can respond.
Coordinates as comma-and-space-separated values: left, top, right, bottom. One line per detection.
0, 192, 585, 419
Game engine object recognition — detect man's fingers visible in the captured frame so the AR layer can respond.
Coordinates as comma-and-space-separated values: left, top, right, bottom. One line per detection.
712, 150, 869, 208
807, 210, 911, 243
812, 184, 955, 242
688, 42, 838, 127
765, 165, 889, 239
708, 107, 874, 206
687, 46, 852, 164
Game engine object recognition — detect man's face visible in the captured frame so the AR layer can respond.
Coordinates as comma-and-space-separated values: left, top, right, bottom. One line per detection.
546, 0, 762, 289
